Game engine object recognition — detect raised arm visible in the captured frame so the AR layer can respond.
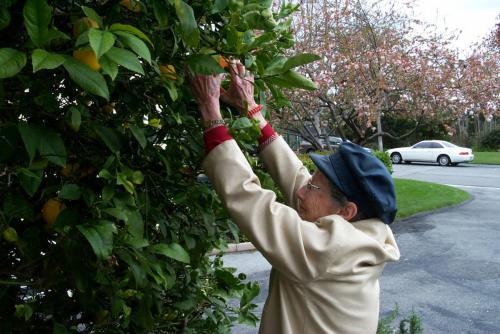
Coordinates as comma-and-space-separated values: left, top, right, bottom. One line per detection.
220, 62, 311, 207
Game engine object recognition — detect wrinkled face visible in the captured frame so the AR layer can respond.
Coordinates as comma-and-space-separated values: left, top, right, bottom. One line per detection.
295, 171, 343, 222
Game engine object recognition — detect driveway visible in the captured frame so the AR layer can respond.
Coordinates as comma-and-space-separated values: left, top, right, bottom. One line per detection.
228, 163, 500, 333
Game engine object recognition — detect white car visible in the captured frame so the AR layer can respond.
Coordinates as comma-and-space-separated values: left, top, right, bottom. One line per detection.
386, 140, 474, 166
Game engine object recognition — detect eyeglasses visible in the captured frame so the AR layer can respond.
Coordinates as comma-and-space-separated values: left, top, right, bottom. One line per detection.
306, 180, 321, 191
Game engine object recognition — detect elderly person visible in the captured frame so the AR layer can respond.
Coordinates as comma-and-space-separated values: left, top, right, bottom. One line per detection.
190, 63, 400, 334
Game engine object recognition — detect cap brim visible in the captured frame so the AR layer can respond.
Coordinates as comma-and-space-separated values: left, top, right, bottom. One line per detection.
309, 153, 343, 192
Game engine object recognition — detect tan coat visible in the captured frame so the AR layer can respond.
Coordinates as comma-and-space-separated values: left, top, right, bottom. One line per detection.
203, 137, 400, 334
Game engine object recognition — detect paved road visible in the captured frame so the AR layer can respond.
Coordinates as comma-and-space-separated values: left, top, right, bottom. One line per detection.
227, 162, 500, 333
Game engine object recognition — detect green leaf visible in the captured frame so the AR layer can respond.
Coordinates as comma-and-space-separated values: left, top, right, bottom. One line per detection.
18, 168, 42, 197
109, 23, 153, 46
94, 125, 121, 153
15, 304, 33, 321
59, 184, 82, 200
150, 243, 190, 264
114, 31, 151, 63
117, 250, 147, 287
69, 106, 81, 131
0, 7, 11, 31
98, 169, 113, 180
102, 186, 115, 202
32, 49, 65, 72
125, 210, 144, 241
175, 0, 200, 48
266, 70, 317, 91
240, 281, 260, 307
213, 0, 229, 13
117, 173, 134, 194
38, 131, 67, 167
47, 28, 70, 43
103, 208, 128, 221
88, 28, 115, 59
53, 322, 71, 334
129, 125, 147, 149
187, 54, 225, 75
17, 123, 43, 163
75, 29, 89, 47
105, 47, 144, 75
77, 220, 116, 260
81, 6, 103, 27
263, 56, 286, 76
63, 57, 109, 100
162, 80, 178, 101
3, 192, 34, 221
23, 0, 51, 47
152, 0, 169, 27
231, 117, 253, 129
282, 53, 320, 72
100, 54, 119, 80
0, 48, 27, 79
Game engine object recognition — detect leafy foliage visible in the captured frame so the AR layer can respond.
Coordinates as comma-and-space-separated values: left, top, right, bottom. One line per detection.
373, 150, 393, 174
377, 305, 423, 334
480, 128, 500, 151
0, 0, 319, 332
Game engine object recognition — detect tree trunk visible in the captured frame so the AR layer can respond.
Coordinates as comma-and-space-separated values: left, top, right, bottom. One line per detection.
376, 112, 383, 151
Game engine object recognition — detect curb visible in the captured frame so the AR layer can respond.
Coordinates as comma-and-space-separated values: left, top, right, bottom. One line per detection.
210, 242, 256, 256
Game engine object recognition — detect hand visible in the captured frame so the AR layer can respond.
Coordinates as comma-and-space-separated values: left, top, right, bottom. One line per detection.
220, 61, 258, 114
190, 74, 223, 122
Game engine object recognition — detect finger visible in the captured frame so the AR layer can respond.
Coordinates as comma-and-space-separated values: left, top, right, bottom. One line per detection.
236, 62, 245, 77
228, 62, 239, 79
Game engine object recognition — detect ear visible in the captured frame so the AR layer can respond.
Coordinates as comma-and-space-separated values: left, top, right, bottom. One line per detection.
337, 201, 358, 221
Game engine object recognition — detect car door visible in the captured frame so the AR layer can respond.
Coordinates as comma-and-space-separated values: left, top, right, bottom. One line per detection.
428, 142, 445, 162
404, 142, 432, 161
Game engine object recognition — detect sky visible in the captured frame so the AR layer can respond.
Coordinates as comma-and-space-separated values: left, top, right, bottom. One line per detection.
414, 0, 499, 54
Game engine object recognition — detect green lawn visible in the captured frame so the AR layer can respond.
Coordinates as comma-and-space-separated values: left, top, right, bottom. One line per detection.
395, 178, 470, 219
471, 151, 500, 165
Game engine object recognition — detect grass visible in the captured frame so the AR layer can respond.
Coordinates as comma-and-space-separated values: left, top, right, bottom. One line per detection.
395, 178, 470, 219
470, 151, 500, 165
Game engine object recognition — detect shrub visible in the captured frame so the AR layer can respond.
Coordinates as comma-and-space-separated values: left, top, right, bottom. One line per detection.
377, 305, 423, 334
480, 128, 500, 151
373, 150, 393, 174
298, 153, 318, 173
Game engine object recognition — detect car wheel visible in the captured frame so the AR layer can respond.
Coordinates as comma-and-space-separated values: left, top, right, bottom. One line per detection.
391, 153, 402, 164
438, 155, 450, 166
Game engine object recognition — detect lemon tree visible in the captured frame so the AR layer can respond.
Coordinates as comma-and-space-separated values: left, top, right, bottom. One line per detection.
0, 0, 318, 332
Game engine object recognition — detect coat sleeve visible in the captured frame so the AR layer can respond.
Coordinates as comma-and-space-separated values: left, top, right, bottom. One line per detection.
258, 136, 311, 209
203, 140, 340, 282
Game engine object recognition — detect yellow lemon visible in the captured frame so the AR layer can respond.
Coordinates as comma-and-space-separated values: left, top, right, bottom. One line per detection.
73, 50, 101, 71
42, 198, 66, 226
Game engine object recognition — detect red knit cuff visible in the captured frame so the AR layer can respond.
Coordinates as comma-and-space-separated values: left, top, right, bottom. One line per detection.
258, 123, 276, 145
204, 125, 233, 154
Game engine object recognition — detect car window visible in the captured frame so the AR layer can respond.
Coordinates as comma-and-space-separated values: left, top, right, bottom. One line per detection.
413, 142, 431, 148
441, 141, 457, 148
430, 142, 444, 148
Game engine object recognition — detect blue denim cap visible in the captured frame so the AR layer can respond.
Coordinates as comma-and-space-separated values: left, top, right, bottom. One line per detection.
309, 142, 397, 224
